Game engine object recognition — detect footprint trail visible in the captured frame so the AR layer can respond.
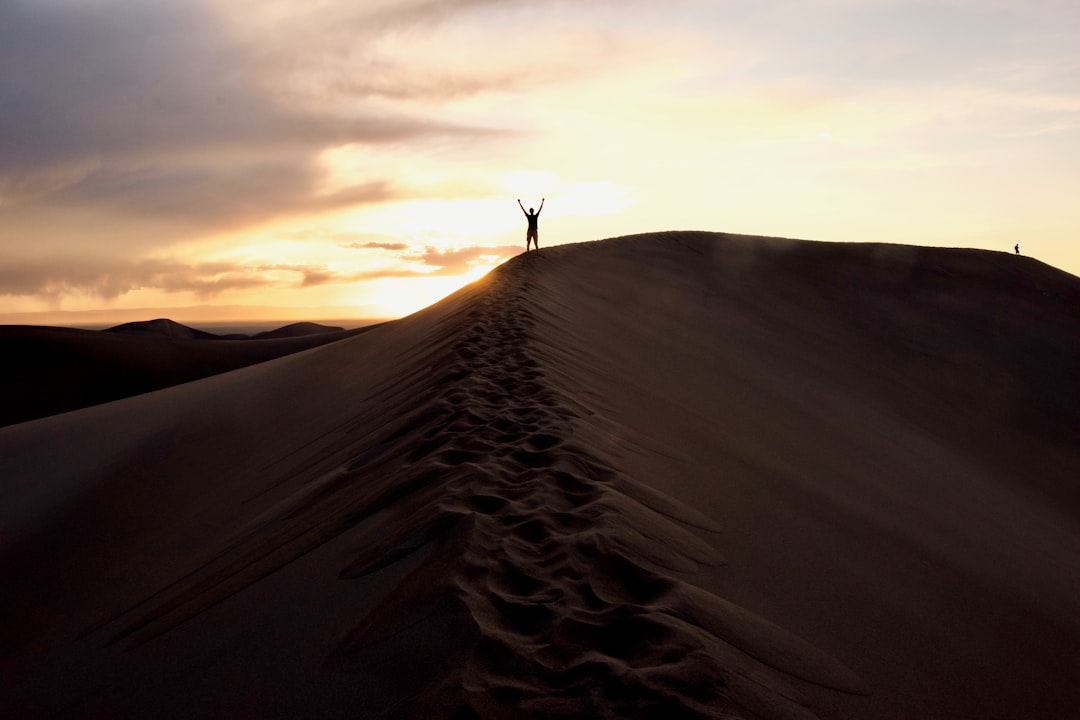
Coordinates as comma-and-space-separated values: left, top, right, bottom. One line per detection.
96, 253, 867, 720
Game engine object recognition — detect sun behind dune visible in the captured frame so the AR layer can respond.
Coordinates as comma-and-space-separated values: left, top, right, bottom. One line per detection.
366, 262, 499, 318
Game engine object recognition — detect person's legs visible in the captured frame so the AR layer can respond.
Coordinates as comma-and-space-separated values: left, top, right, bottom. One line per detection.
526, 229, 537, 253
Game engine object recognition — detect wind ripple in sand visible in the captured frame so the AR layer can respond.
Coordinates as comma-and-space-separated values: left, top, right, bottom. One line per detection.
96, 256, 866, 719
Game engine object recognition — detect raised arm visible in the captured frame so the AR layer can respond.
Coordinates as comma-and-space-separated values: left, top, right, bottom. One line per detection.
537, 198, 545, 215
517, 199, 527, 216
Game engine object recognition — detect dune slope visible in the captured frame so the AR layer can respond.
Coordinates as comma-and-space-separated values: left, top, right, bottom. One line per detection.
2, 232, 1079, 719
0, 323, 371, 427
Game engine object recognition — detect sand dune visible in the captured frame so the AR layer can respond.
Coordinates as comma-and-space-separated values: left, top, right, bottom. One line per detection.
104, 318, 225, 340
2, 232, 1079, 719
0, 322, 372, 427
252, 321, 349, 340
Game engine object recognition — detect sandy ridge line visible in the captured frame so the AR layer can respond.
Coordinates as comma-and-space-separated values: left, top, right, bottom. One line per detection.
81, 252, 865, 719
328, 255, 867, 719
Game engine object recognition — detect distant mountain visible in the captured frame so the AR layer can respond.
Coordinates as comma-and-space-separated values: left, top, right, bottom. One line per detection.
253, 322, 345, 340
103, 318, 221, 340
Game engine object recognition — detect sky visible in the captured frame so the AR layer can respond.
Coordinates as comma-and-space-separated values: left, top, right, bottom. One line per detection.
2, 0, 1078, 325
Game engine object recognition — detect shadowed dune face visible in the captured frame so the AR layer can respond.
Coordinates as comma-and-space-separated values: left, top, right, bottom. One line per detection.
525, 233, 1080, 717
0, 322, 370, 427
103, 318, 223, 340
1, 232, 1079, 719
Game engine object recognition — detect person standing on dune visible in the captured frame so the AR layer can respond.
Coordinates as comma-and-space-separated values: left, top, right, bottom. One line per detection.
518, 198, 544, 254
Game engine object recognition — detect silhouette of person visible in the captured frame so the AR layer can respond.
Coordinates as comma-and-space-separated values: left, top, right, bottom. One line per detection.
518, 198, 544, 254
1014, 243, 1020, 255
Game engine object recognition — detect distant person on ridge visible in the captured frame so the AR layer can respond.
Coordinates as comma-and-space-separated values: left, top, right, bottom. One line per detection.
1015, 243, 1020, 255
518, 198, 544, 254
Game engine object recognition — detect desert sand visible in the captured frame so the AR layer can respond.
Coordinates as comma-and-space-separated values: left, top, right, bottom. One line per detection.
2, 231, 1079, 719
0, 321, 372, 427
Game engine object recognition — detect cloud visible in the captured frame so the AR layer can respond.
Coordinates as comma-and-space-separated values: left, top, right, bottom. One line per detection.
341, 241, 412, 251
257, 243, 523, 284
0, 0, 503, 243
0, 255, 367, 301
0, 0, 691, 267
0, 240, 523, 303
408, 245, 523, 274
0, 257, 272, 301
340, 241, 523, 274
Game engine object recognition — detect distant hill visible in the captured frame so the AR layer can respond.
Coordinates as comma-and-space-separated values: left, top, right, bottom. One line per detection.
253, 322, 345, 339
104, 318, 350, 340
103, 318, 221, 340
0, 321, 375, 427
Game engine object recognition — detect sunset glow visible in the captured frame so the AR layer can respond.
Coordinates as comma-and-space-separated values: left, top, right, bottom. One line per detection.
2, 0, 1079, 326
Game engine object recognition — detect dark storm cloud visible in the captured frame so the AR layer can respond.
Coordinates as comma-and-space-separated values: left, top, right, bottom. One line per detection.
0, 0, 498, 233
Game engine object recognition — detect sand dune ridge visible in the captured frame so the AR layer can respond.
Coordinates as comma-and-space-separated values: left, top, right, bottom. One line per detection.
4, 231, 1079, 719
74, 250, 866, 719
